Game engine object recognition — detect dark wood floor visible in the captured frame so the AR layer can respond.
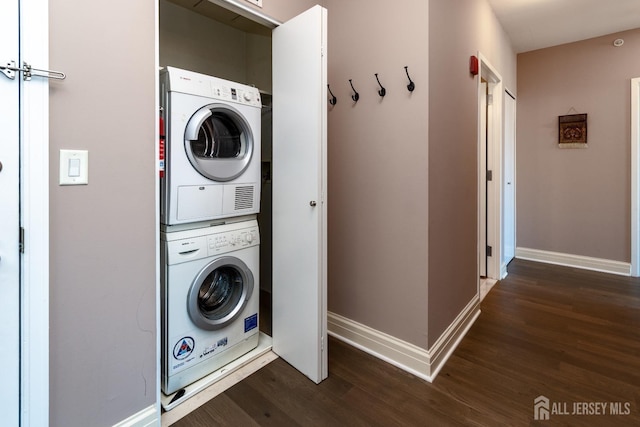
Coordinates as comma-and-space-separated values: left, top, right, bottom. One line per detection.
174, 259, 640, 426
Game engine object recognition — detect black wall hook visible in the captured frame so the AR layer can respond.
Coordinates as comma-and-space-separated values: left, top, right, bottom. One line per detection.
375, 73, 386, 97
327, 84, 337, 105
404, 66, 415, 92
349, 79, 360, 102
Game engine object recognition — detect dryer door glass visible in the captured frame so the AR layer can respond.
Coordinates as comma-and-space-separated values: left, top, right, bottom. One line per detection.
184, 104, 254, 182
198, 266, 243, 319
188, 256, 254, 331
192, 114, 242, 159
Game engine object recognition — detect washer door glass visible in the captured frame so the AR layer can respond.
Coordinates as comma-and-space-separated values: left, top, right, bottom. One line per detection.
188, 256, 254, 331
184, 103, 254, 182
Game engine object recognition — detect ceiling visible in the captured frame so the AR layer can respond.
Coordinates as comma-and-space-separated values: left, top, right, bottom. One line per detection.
167, 0, 272, 36
487, 0, 640, 53
169, 0, 640, 52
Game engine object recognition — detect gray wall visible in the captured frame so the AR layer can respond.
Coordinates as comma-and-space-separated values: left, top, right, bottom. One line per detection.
49, 1, 156, 426
325, 0, 430, 346
160, 0, 249, 83
427, 0, 515, 346
326, 0, 516, 349
160, 0, 273, 92
517, 28, 640, 263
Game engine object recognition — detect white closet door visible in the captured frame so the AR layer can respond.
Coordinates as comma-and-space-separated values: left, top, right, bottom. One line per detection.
272, 5, 328, 384
0, 0, 21, 424
503, 91, 516, 266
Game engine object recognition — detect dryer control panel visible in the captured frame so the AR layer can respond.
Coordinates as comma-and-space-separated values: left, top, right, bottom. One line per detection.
163, 66, 262, 108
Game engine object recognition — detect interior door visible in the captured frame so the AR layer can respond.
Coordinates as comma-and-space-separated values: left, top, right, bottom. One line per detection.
272, 5, 328, 384
0, 0, 21, 424
479, 81, 488, 277
503, 91, 516, 267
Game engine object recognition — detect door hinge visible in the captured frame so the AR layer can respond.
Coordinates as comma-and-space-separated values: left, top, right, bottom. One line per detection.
19, 227, 25, 253
487, 93, 494, 105
486, 170, 493, 181
321, 336, 324, 352
486, 245, 492, 257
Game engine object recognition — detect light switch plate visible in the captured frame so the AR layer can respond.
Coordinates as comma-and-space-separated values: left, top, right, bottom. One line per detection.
60, 149, 88, 185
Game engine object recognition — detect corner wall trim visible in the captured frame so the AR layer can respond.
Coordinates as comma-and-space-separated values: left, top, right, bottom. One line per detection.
515, 247, 631, 276
113, 405, 159, 427
327, 296, 480, 382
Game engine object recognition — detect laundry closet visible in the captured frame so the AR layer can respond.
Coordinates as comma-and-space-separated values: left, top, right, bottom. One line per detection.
160, 0, 274, 308
159, 0, 327, 409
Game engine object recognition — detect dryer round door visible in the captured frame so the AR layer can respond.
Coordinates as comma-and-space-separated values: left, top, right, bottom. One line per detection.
187, 256, 254, 331
184, 103, 254, 182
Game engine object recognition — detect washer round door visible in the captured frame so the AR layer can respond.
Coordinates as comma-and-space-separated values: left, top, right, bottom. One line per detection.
187, 256, 254, 331
184, 103, 254, 182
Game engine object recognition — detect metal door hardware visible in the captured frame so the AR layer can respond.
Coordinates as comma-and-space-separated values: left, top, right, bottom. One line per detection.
1, 60, 66, 81
309, 201, 317, 207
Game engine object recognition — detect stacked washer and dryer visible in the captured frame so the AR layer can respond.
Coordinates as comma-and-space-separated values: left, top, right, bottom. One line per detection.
160, 67, 262, 396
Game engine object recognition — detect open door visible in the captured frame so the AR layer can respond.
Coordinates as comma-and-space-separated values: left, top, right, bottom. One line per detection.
479, 81, 488, 277
0, 0, 21, 424
271, 5, 328, 383
503, 90, 516, 270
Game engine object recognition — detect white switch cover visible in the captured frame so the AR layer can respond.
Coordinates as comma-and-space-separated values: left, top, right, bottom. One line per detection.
60, 149, 88, 185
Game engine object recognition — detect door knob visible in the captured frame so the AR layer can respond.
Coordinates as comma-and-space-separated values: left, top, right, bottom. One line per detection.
309, 201, 317, 207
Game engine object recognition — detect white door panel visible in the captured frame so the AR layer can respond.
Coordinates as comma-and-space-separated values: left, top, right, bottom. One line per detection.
503, 91, 516, 266
479, 82, 487, 277
0, 0, 21, 424
272, 5, 328, 384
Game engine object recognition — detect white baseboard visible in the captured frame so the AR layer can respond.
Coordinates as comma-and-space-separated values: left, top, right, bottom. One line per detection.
113, 404, 159, 427
515, 247, 631, 276
327, 296, 480, 382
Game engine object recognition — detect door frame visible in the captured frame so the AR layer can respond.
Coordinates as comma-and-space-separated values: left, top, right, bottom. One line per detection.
631, 77, 640, 277
20, 0, 50, 424
479, 80, 488, 277
477, 52, 504, 282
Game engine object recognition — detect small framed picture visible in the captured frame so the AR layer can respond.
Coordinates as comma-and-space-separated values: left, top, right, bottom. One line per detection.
558, 114, 587, 148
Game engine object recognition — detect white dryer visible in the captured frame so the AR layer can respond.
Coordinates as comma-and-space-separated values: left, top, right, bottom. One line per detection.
161, 219, 260, 395
160, 67, 262, 225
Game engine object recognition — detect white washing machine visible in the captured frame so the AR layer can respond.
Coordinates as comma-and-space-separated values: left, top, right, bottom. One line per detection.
160, 67, 262, 225
161, 218, 260, 395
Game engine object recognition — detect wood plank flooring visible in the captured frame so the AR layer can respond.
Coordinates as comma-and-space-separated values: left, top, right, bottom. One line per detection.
172, 259, 640, 426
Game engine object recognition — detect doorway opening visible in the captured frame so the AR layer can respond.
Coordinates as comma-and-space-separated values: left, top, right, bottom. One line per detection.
477, 54, 504, 299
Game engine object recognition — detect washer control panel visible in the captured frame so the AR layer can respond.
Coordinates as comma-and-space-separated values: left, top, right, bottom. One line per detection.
163, 219, 260, 265
207, 225, 259, 256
